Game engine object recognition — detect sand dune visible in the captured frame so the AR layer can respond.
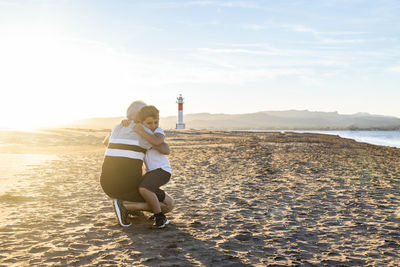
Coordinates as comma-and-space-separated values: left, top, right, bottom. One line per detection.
0, 129, 399, 266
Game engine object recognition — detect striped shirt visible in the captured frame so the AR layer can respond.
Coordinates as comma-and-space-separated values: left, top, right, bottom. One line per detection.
105, 121, 152, 160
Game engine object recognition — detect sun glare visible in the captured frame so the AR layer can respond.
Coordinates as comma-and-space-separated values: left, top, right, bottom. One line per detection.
0, 26, 128, 129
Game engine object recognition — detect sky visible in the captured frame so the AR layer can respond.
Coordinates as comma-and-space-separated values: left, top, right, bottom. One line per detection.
0, 0, 399, 129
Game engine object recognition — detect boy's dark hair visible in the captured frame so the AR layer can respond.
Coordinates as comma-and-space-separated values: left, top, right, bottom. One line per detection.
138, 105, 159, 122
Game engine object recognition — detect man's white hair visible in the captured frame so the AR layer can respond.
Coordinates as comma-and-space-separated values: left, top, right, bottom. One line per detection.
126, 100, 147, 120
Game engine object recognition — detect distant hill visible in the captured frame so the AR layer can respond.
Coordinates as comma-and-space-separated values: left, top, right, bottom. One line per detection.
63, 110, 400, 130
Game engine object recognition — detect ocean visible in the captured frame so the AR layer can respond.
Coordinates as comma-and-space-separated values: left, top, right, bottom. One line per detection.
241, 130, 400, 148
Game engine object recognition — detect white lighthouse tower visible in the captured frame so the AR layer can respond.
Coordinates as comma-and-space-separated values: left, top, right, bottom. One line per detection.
176, 94, 185, 129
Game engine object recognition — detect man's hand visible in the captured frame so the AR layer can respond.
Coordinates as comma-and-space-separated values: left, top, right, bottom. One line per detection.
121, 119, 130, 127
103, 134, 110, 146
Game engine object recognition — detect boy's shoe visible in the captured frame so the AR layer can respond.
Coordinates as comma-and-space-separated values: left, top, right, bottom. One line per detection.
155, 213, 169, 229
112, 199, 131, 227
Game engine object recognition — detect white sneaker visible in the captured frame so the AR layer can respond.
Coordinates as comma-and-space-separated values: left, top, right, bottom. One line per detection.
112, 199, 131, 227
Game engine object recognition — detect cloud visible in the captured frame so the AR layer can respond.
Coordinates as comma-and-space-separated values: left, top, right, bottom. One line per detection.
241, 24, 270, 31
174, 67, 311, 85
287, 24, 367, 36
387, 66, 400, 73
141, 1, 260, 9
198, 47, 277, 56
319, 38, 365, 44
0, 0, 19, 6
196, 44, 349, 68
291, 25, 319, 35
178, 20, 220, 27
243, 23, 368, 44
187, 1, 260, 8
0, 32, 313, 93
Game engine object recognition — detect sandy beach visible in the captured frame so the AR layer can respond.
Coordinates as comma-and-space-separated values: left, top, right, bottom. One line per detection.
0, 129, 399, 266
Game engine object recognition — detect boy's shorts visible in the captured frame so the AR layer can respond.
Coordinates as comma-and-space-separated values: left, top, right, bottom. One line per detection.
154, 189, 166, 203
140, 168, 171, 202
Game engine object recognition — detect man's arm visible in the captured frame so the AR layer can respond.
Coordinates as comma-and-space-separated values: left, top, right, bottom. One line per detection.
153, 142, 170, 155
142, 163, 147, 175
133, 124, 164, 146
103, 134, 110, 147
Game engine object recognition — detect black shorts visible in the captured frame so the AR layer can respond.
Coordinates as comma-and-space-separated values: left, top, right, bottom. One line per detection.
100, 156, 144, 202
100, 157, 167, 202
140, 168, 171, 200
154, 189, 166, 203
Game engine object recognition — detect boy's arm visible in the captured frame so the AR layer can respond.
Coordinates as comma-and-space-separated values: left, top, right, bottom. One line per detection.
133, 124, 164, 146
153, 142, 170, 155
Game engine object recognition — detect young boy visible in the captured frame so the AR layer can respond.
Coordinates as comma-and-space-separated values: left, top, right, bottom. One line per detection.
125, 105, 172, 228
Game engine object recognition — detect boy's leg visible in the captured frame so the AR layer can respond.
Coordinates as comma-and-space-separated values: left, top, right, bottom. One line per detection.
139, 187, 162, 214
138, 169, 171, 228
161, 193, 175, 214
123, 191, 174, 228
139, 169, 171, 215
123, 196, 174, 213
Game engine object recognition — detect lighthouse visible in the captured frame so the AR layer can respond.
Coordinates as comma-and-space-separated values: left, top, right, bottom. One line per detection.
176, 94, 185, 129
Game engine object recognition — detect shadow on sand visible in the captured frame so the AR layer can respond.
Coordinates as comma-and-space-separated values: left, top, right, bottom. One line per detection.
113, 215, 253, 266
